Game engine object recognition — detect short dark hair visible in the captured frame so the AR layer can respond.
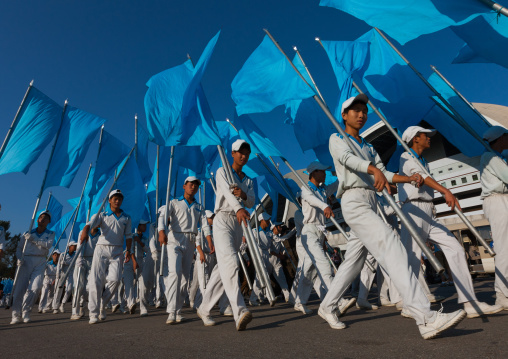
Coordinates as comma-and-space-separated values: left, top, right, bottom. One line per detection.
235, 142, 251, 153
408, 132, 422, 147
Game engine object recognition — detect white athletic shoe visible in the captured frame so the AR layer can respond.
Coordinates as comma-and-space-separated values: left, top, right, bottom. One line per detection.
220, 306, 234, 317
42, 308, 52, 314
189, 301, 195, 309
464, 301, 504, 318
23, 316, 31, 323
79, 307, 85, 318
59, 304, 65, 313
10, 316, 22, 325
38, 308, 42, 313
318, 307, 346, 330
294, 303, 312, 315
176, 314, 185, 323
378, 297, 395, 307
140, 309, 148, 317
155, 301, 163, 309
419, 309, 466, 340
356, 298, 379, 310
337, 297, 356, 317
129, 303, 136, 315
249, 299, 261, 307
401, 308, 413, 319
395, 300, 404, 311
111, 304, 120, 313
236, 311, 252, 331
53, 309, 59, 314
99, 309, 107, 321
70, 314, 81, 320
197, 308, 216, 326
89, 316, 99, 324
166, 313, 176, 325
495, 295, 508, 310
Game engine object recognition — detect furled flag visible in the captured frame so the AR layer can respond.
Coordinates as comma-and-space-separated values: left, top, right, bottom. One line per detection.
0, 86, 62, 175
44, 106, 106, 189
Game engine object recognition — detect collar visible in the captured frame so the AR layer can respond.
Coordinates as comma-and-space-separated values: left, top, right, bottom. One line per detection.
346, 133, 366, 148
308, 181, 325, 194
32, 228, 49, 236
105, 208, 125, 220
232, 168, 247, 183
49, 259, 57, 266
178, 196, 197, 208
409, 148, 427, 167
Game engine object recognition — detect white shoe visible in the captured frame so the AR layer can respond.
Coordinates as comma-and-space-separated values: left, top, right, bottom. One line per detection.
220, 306, 234, 317
419, 309, 466, 340
176, 314, 185, 323
190, 301, 195, 309
401, 308, 413, 319
59, 304, 65, 313
337, 297, 356, 317
111, 303, 120, 313
155, 301, 162, 309
129, 303, 136, 315
140, 309, 148, 317
495, 295, 508, 310
236, 311, 252, 331
38, 308, 42, 313
10, 316, 22, 325
318, 307, 346, 329
356, 298, 379, 310
99, 309, 107, 321
395, 300, 404, 311
23, 316, 31, 323
53, 309, 59, 314
249, 300, 261, 307
197, 308, 216, 326
166, 313, 176, 325
79, 307, 85, 318
464, 301, 504, 318
42, 308, 52, 314
70, 314, 81, 320
294, 303, 312, 315
89, 316, 99, 324
378, 297, 395, 307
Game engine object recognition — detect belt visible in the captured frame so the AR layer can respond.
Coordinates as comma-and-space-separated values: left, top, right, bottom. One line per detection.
408, 198, 433, 203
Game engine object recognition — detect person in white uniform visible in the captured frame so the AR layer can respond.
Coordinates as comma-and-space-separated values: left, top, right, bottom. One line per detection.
11, 210, 55, 324
480, 126, 508, 309
320, 94, 466, 339
269, 222, 291, 302
38, 249, 60, 313
80, 189, 133, 324
148, 221, 166, 308
158, 176, 212, 324
399, 125, 502, 318
197, 139, 255, 331
53, 241, 77, 313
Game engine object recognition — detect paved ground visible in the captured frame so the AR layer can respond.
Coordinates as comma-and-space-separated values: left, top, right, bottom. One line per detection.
1, 277, 507, 358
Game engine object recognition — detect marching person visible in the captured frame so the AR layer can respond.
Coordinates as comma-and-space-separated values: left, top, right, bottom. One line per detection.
480, 126, 508, 310
197, 139, 255, 331
53, 241, 78, 313
80, 189, 133, 324
149, 221, 166, 308
38, 249, 60, 313
11, 210, 55, 324
136, 219, 156, 317
269, 221, 291, 303
158, 176, 212, 325
320, 94, 466, 339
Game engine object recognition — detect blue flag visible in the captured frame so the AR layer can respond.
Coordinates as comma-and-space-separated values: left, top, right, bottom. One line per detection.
0, 87, 62, 175
231, 35, 315, 116
44, 106, 106, 189
234, 113, 282, 157
136, 124, 153, 183
50, 209, 73, 244
37, 195, 64, 226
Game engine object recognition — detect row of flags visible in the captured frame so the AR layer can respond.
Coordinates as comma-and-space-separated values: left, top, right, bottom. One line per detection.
1, 2, 504, 246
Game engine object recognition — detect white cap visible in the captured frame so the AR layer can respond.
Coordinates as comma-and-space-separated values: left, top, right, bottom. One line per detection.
306, 161, 330, 174
109, 189, 124, 199
341, 94, 369, 114
483, 126, 508, 143
68, 241, 78, 247
184, 176, 201, 185
232, 139, 250, 152
139, 219, 149, 225
205, 210, 215, 218
401, 126, 437, 143
39, 210, 52, 221
258, 212, 270, 222
52, 249, 61, 255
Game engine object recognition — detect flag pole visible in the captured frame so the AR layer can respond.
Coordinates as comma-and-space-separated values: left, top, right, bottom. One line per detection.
293, 47, 325, 103
87, 125, 105, 222
478, 0, 508, 17
0, 80, 34, 159
263, 28, 444, 274
160, 146, 175, 276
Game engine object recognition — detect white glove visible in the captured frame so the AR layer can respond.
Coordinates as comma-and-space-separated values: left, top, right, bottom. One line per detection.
17, 259, 24, 267
24, 233, 31, 241
151, 251, 158, 262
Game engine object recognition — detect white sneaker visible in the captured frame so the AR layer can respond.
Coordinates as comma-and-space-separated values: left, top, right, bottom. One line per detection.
70, 314, 81, 320
176, 314, 185, 323
220, 306, 234, 317
401, 308, 413, 319
10, 316, 22, 325
111, 303, 120, 313
23, 316, 31, 323
419, 309, 466, 340
129, 303, 136, 315
79, 307, 85, 318
155, 301, 162, 309
53, 309, 59, 314
395, 300, 404, 311
464, 301, 504, 318
249, 299, 261, 307
99, 309, 107, 321
294, 303, 312, 315
59, 304, 65, 313
38, 308, 42, 313
378, 297, 395, 307
197, 308, 216, 326
140, 309, 148, 317
189, 301, 195, 309
166, 313, 176, 325
356, 298, 379, 310
337, 297, 356, 317
318, 307, 346, 329
89, 316, 99, 324
236, 311, 252, 331
495, 295, 508, 310
42, 308, 52, 313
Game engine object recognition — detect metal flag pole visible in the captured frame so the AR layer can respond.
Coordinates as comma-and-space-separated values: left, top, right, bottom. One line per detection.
262, 29, 443, 274
349, 80, 496, 257
134, 114, 138, 162
87, 125, 105, 222
374, 28, 493, 154
478, 0, 508, 17
0, 80, 34, 158
7, 100, 69, 308
160, 146, 175, 276
324, 242, 338, 273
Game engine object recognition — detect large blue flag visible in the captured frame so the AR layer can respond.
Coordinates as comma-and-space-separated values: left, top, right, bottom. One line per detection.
44, 106, 106, 189
0, 87, 62, 175
234, 113, 282, 157
320, 0, 490, 45
231, 35, 315, 116
136, 124, 153, 183
50, 209, 73, 244
37, 195, 63, 227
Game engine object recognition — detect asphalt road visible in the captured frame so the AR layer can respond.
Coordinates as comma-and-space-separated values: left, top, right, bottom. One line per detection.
1, 277, 507, 358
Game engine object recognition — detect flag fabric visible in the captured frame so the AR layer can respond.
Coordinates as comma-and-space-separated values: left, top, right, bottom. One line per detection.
320, 0, 490, 45
136, 124, 153, 183
50, 209, 74, 244
37, 195, 64, 227
234, 113, 282, 157
231, 35, 315, 116
44, 106, 106, 189
0, 87, 63, 175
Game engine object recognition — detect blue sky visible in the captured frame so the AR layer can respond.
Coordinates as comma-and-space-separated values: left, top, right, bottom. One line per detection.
1, 1, 508, 235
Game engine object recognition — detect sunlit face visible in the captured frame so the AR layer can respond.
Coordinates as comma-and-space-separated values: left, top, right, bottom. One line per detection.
414, 132, 431, 150
342, 102, 368, 131
232, 147, 251, 166
183, 181, 200, 197
109, 195, 123, 211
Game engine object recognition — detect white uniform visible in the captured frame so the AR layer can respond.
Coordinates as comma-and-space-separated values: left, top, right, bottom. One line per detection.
53, 249, 77, 309
38, 259, 58, 312
148, 222, 166, 306
158, 196, 211, 316
86, 209, 132, 318
481, 150, 508, 300
199, 166, 255, 324
320, 133, 434, 326
72, 230, 98, 317
11, 228, 54, 321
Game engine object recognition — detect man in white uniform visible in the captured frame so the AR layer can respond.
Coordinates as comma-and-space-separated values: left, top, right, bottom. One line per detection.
80, 189, 133, 324
269, 222, 291, 302
480, 126, 508, 309
197, 139, 255, 331
53, 241, 77, 313
158, 176, 211, 324
320, 94, 466, 339
38, 249, 60, 313
11, 210, 54, 324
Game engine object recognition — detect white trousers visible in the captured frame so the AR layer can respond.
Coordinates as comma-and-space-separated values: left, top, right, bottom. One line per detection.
250, 252, 290, 302
484, 194, 508, 298
320, 189, 433, 325
38, 275, 56, 311
300, 224, 334, 292
11, 255, 46, 319
155, 250, 167, 304
357, 254, 399, 303
123, 261, 139, 309
400, 201, 476, 303
53, 265, 74, 309
138, 256, 155, 313
72, 257, 92, 315
199, 212, 248, 324
164, 232, 195, 314
88, 245, 123, 317
192, 253, 229, 311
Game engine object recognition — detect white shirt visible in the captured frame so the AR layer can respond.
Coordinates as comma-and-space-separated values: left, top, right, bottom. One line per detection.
480, 151, 508, 198
294, 210, 304, 237
17, 228, 54, 257
132, 232, 149, 262
44, 260, 58, 277
214, 167, 255, 214
158, 197, 211, 237
329, 133, 395, 198
398, 150, 433, 203
87, 209, 132, 247
256, 228, 275, 253
78, 229, 99, 258
301, 181, 337, 226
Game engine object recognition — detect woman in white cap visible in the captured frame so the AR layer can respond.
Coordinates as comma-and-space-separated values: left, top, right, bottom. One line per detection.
158, 176, 212, 324
80, 189, 133, 324
38, 249, 60, 313
11, 210, 54, 324
481, 126, 508, 309
53, 240, 78, 313
398, 125, 502, 318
